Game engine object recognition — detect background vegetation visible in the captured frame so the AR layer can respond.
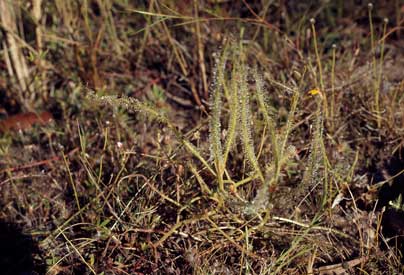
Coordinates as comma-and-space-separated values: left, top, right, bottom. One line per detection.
0, 0, 403, 274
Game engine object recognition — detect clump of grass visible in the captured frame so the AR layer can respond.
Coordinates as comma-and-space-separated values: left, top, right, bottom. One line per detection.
310, 18, 327, 118
368, 3, 389, 128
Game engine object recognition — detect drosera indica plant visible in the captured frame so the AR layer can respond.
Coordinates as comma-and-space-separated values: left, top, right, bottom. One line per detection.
206, 39, 302, 219
86, 39, 303, 215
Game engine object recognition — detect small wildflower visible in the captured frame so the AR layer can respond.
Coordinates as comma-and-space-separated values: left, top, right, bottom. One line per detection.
117, 141, 123, 149
308, 88, 321, 95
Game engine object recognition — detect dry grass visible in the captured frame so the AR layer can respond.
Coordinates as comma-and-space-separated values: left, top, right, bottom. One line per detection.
0, 1, 404, 274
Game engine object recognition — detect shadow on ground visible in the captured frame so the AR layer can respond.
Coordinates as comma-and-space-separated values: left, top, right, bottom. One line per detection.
378, 147, 404, 262
0, 221, 45, 275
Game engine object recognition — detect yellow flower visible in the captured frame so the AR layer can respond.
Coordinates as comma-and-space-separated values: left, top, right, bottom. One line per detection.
308, 88, 320, 95
308, 88, 323, 99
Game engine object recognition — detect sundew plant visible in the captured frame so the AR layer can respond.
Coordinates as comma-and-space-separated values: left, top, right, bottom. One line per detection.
91, 39, 303, 218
